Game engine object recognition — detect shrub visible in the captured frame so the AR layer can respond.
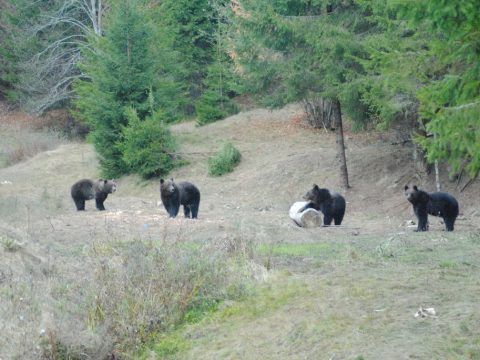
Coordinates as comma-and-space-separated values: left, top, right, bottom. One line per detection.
208, 143, 241, 176
46, 236, 255, 358
120, 108, 178, 179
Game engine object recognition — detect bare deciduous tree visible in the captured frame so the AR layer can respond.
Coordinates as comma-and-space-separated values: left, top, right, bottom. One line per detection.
302, 96, 334, 131
16, 0, 108, 114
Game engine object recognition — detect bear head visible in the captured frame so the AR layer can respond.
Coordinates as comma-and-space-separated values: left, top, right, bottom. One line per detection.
404, 185, 429, 205
303, 184, 331, 205
98, 179, 117, 194
160, 178, 177, 197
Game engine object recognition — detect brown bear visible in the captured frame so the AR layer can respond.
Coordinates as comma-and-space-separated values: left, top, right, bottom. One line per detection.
71, 179, 117, 211
160, 178, 200, 218
303, 184, 346, 226
404, 185, 459, 231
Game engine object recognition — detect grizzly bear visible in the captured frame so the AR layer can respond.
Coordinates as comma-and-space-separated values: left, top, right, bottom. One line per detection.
71, 179, 117, 211
160, 178, 200, 219
303, 184, 346, 226
404, 185, 459, 231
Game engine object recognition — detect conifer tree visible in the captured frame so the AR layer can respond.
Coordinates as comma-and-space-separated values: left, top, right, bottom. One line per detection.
196, 3, 239, 126
74, 0, 156, 177
230, 0, 386, 188
0, 3, 17, 100
157, 0, 233, 115
396, 0, 480, 177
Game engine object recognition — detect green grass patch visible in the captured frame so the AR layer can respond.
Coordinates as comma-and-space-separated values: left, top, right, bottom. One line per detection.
257, 242, 345, 258
219, 278, 307, 319
438, 260, 458, 269
208, 142, 241, 176
183, 299, 219, 324
137, 301, 219, 360
138, 274, 310, 359
139, 331, 190, 360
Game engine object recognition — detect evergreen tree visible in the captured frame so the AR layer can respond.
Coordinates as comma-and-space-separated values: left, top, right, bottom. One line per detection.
196, 4, 239, 126
120, 108, 177, 179
395, 0, 480, 177
196, 57, 239, 126
157, 0, 230, 115
230, 0, 388, 120
74, 0, 156, 177
0, 0, 43, 102
0, 1, 15, 99
230, 0, 387, 187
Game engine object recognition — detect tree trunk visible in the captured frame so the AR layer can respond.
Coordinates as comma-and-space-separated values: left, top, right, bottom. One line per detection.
332, 99, 350, 189
434, 160, 441, 191
433, 133, 441, 191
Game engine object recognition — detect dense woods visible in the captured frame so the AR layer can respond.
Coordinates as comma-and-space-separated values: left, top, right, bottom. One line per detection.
0, 0, 478, 179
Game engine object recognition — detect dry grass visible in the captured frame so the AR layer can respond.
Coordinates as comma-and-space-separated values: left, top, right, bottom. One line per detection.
0, 102, 479, 359
0, 122, 66, 167
37, 236, 255, 359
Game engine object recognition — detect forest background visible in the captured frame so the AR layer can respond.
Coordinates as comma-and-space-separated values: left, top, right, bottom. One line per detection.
0, 0, 478, 182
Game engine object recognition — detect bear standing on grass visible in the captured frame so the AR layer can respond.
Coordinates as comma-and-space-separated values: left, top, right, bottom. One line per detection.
71, 179, 117, 211
160, 178, 200, 219
404, 185, 459, 231
303, 184, 346, 226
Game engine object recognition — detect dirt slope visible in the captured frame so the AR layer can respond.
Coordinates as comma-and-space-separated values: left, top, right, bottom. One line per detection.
0, 103, 479, 358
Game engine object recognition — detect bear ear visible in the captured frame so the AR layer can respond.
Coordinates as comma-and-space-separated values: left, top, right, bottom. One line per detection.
160, 179, 164, 184
103, 179, 107, 184
313, 184, 319, 189
413, 185, 418, 191
404, 185, 409, 191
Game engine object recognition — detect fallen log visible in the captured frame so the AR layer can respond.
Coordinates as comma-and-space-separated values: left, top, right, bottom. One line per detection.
289, 201, 322, 228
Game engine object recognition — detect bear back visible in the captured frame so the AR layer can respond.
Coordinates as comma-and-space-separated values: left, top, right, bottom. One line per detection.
71, 179, 95, 200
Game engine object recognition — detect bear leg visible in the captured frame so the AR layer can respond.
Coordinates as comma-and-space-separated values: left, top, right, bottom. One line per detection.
333, 212, 344, 225
190, 203, 199, 219
183, 205, 191, 218
444, 217, 455, 231
163, 200, 173, 218
323, 215, 333, 226
74, 198, 85, 211
165, 206, 173, 217
415, 206, 428, 231
96, 198, 106, 211
170, 204, 180, 218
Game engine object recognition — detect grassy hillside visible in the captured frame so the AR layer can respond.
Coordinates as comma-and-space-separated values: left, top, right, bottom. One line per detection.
147, 231, 480, 359
0, 103, 479, 359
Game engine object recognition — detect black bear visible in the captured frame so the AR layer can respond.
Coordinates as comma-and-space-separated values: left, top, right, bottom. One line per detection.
404, 185, 459, 231
71, 179, 117, 211
160, 178, 200, 219
303, 184, 346, 226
